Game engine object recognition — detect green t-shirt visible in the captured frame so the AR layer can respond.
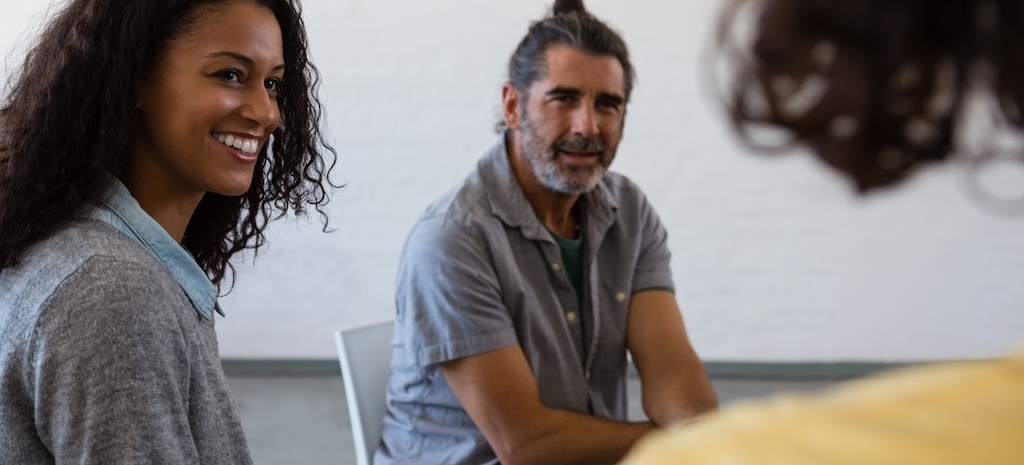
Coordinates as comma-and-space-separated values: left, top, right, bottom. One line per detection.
546, 227, 584, 313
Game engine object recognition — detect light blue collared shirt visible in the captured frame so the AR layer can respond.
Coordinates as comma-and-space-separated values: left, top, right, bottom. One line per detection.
87, 176, 223, 320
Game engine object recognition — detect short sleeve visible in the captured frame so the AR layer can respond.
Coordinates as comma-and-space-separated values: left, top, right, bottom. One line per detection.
28, 256, 200, 464
396, 214, 518, 367
632, 192, 674, 293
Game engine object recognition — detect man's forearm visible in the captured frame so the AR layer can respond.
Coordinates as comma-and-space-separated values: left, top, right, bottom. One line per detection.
493, 408, 655, 465
442, 345, 662, 465
642, 371, 719, 427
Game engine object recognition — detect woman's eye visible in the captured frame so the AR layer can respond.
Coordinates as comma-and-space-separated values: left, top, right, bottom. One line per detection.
265, 79, 281, 92
217, 70, 242, 82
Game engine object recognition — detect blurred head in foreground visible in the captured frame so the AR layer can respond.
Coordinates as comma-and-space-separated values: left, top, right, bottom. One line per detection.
716, 0, 1024, 197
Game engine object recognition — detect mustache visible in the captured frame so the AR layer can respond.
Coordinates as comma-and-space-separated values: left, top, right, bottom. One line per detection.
554, 136, 606, 154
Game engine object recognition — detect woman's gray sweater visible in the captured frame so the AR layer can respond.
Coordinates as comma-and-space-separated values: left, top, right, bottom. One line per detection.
0, 219, 251, 464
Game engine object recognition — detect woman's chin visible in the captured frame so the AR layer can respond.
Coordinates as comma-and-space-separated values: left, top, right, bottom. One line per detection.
211, 177, 256, 197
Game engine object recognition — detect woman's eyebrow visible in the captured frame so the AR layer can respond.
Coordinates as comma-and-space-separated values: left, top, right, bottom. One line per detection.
205, 51, 285, 71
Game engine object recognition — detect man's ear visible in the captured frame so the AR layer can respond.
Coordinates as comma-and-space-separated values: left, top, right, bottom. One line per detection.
501, 83, 522, 130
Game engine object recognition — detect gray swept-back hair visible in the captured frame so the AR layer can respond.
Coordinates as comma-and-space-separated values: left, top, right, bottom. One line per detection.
498, 0, 635, 131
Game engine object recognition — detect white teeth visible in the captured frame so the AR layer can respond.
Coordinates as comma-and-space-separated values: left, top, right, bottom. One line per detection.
214, 133, 259, 154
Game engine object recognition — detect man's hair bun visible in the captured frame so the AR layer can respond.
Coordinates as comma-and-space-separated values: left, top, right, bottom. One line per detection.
552, 0, 586, 15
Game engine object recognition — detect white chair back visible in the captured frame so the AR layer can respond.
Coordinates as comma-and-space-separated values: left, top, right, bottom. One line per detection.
334, 320, 395, 465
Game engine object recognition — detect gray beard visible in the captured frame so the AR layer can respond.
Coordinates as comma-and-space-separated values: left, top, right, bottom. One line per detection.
519, 119, 608, 195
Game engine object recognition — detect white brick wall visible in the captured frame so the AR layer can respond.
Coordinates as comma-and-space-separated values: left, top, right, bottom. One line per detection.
4, 0, 1023, 362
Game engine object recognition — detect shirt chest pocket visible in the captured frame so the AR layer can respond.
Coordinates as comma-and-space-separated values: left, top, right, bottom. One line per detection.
595, 280, 632, 336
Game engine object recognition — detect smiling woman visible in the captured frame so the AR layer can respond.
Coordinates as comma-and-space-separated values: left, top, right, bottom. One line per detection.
127, 2, 288, 241
0, 0, 334, 463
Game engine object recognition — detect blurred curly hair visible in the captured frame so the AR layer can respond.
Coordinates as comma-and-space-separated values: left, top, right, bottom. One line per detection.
716, 0, 1024, 192
0, 0, 337, 288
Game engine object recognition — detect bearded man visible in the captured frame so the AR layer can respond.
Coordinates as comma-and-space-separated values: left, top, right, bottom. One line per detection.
375, 2, 717, 464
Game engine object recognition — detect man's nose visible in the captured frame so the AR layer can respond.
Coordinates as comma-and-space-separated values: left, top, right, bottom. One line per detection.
570, 105, 599, 137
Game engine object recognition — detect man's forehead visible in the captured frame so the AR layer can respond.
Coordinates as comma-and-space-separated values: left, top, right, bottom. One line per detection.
533, 44, 625, 97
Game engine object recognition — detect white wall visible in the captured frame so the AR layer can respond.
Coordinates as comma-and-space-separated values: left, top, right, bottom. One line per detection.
3, 0, 1023, 362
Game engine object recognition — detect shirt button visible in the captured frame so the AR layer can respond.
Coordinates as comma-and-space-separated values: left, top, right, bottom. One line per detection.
566, 311, 578, 323
616, 292, 626, 302
585, 370, 591, 381
551, 263, 562, 272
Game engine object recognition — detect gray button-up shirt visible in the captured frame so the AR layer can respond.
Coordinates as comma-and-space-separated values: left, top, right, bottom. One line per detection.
376, 135, 675, 465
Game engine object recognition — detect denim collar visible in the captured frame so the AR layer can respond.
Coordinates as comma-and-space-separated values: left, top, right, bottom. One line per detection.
87, 175, 223, 320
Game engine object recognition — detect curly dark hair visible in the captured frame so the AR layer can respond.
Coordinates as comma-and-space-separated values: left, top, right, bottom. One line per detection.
715, 0, 1024, 192
0, 0, 336, 287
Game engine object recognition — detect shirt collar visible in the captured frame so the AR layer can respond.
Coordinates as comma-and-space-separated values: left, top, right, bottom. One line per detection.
87, 175, 223, 320
479, 132, 619, 240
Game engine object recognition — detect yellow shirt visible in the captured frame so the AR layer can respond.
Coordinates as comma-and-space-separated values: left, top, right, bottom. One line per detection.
621, 346, 1024, 465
